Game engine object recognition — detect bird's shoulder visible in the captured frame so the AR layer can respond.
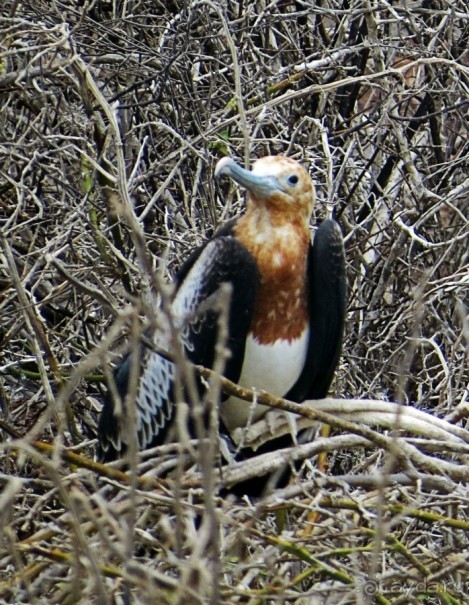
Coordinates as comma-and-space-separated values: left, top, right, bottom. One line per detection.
173, 217, 257, 292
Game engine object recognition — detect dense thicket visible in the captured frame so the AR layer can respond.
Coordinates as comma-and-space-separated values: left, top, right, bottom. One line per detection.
1, 2, 467, 603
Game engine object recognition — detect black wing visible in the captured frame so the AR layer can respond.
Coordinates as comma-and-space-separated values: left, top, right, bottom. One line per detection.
286, 219, 346, 401
97, 234, 258, 461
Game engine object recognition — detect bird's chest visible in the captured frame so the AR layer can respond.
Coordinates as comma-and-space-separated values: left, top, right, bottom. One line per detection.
250, 256, 308, 344
245, 229, 310, 345
221, 223, 311, 431
220, 328, 309, 431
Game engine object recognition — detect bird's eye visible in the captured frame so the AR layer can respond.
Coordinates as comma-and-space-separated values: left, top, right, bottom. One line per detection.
287, 174, 299, 186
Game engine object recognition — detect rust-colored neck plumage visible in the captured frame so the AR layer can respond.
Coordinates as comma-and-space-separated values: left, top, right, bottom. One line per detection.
235, 203, 310, 345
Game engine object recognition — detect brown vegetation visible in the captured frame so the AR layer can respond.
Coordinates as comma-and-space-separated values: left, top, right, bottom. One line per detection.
0, 1, 467, 603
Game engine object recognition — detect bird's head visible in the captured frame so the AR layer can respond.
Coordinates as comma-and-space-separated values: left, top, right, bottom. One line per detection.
215, 156, 315, 224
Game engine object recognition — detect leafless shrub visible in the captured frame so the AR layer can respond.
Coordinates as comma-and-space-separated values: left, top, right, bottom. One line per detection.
1, 1, 467, 604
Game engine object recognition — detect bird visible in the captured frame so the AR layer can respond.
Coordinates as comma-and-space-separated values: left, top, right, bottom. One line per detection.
97, 155, 346, 494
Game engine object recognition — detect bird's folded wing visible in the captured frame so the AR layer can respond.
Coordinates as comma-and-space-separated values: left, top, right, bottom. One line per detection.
97, 235, 258, 460
286, 219, 347, 401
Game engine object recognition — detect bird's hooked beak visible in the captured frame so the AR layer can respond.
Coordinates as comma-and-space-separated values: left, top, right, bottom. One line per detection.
215, 157, 284, 198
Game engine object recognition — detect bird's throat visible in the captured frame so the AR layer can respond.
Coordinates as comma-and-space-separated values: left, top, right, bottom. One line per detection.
235, 210, 310, 344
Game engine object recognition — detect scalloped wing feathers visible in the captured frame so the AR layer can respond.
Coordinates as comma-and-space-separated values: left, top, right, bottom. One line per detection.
97, 235, 258, 460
